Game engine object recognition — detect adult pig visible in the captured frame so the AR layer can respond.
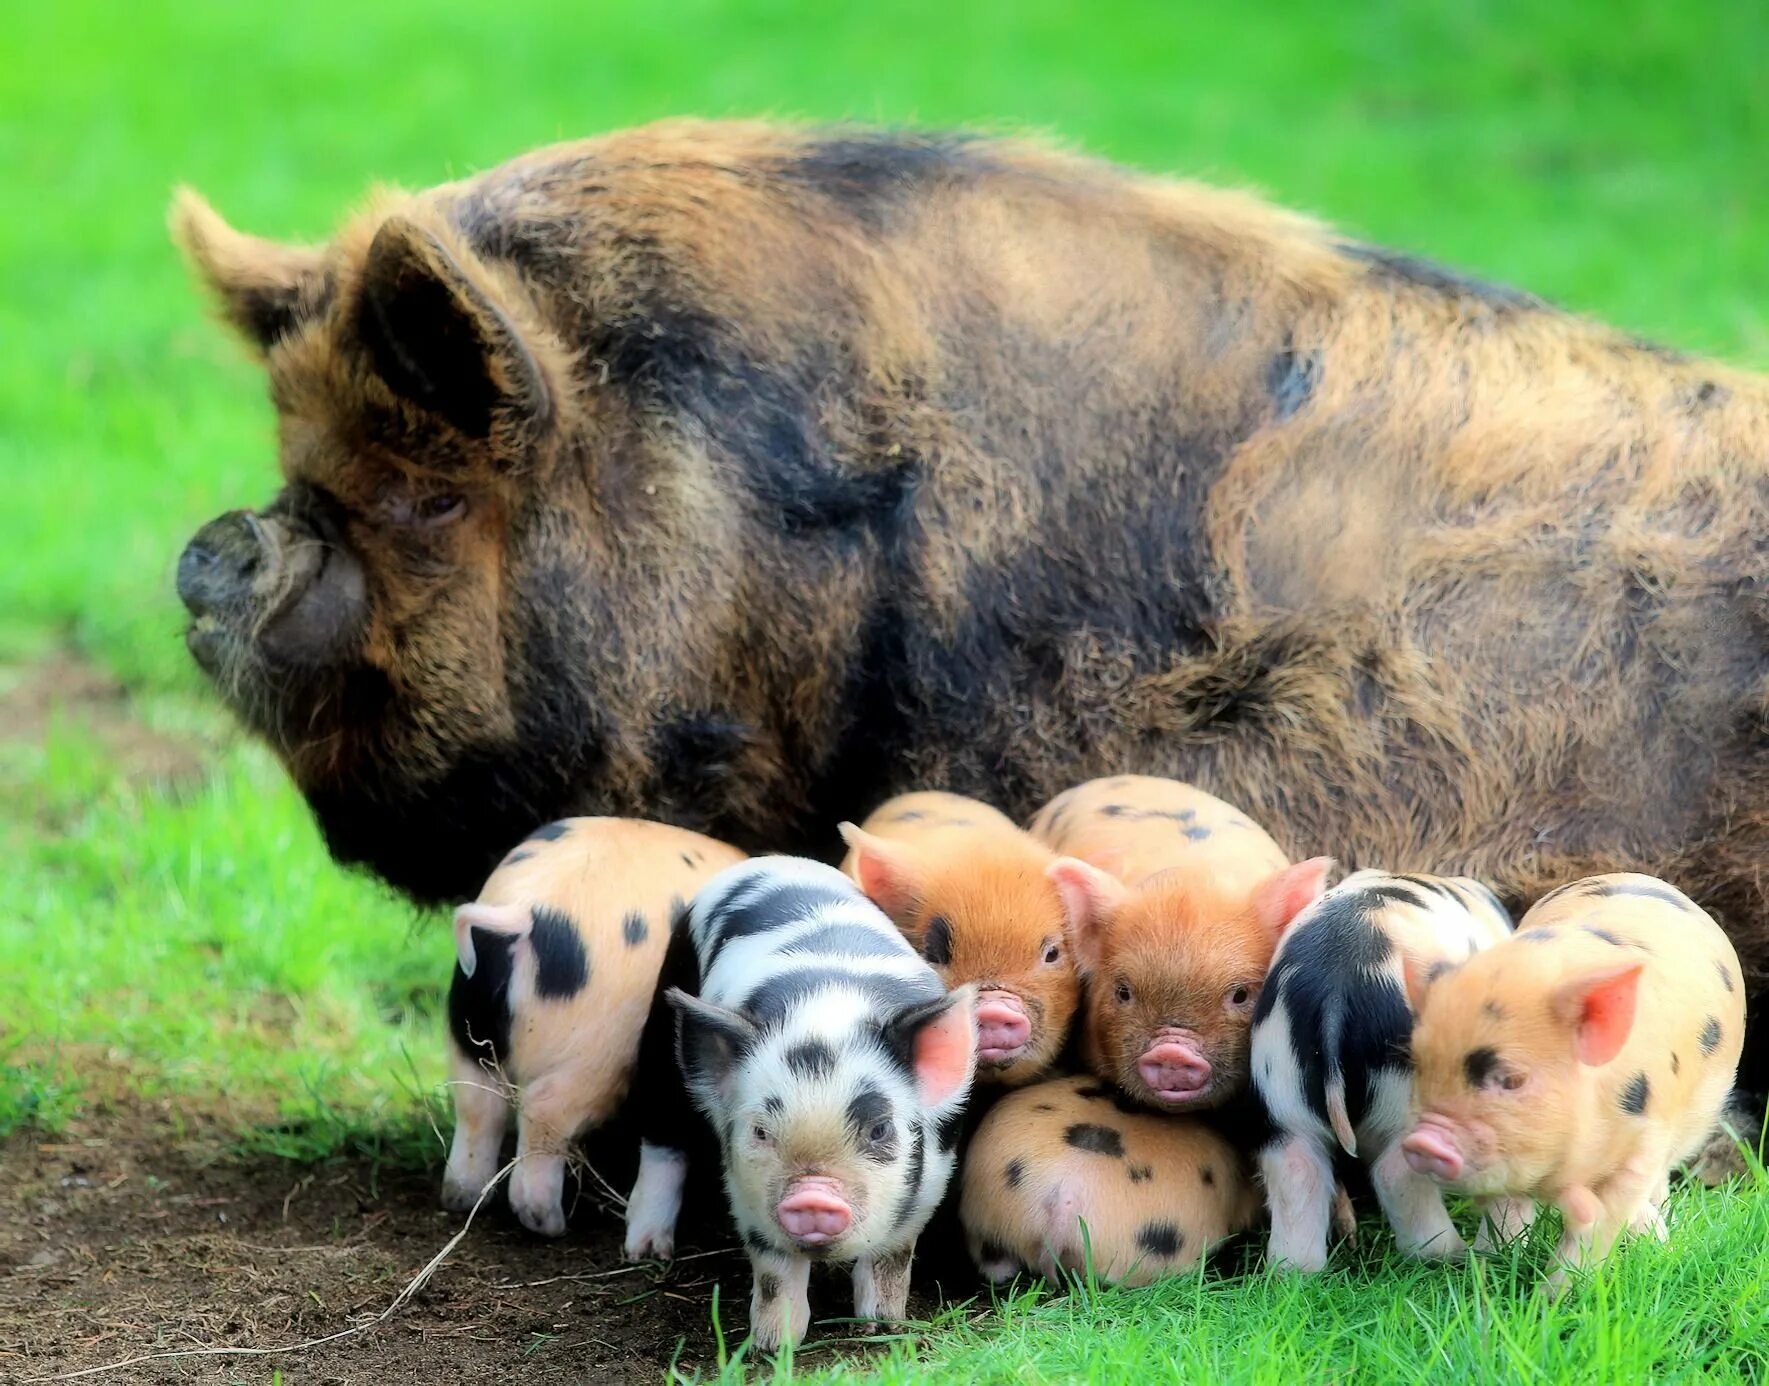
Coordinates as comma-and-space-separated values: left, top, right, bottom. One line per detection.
171, 122, 1769, 1091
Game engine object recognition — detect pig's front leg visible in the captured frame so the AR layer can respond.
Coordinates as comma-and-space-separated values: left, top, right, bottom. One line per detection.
1259, 1135, 1335, 1271
622, 1141, 687, 1261
749, 1248, 812, 1352
1369, 1139, 1467, 1260
1544, 1141, 1667, 1295
1473, 1195, 1536, 1252
852, 1245, 914, 1328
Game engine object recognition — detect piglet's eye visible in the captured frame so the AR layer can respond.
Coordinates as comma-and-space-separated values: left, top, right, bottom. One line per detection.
751, 1124, 771, 1143
1227, 985, 1253, 1008
1041, 939, 1062, 966
1114, 980, 1132, 1004
1499, 1070, 1526, 1092
385, 492, 467, 527
868, 1120, 891, 1143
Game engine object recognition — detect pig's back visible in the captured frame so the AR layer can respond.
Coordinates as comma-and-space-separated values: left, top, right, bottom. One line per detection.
961, 1075, 1259, 1286
852, 791, 1019, 847
1518, 874, 1745, 1153
690, 857, 944, 1021
1028, 775, 1287, 890
468, 818, 746, 1079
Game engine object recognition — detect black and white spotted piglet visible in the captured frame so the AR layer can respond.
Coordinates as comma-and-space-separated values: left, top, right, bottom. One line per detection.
623, 857, 977, 1351
1250, 870, 1521, 1270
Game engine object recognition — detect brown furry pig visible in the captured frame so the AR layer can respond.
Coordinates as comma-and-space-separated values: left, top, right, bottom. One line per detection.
444, 817, 745, 1235
1403, 873, 1746, 1289
961, 1074, 1261, 1285
839, 792, 1090, 1086
1036, 777, 1330, 1111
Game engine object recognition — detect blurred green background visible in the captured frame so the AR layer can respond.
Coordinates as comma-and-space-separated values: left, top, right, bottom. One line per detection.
2, 0, 1765, 1151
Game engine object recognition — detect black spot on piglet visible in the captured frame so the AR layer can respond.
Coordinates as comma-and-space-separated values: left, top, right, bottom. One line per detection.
1200, 1166, 1215, 1187
1136, 1222, 1183, 1258
923, 915, 953, 966
527, 820, 571, 842
1716, 960, 1735, 993
530, 907, 589, 999
623, 911, 649, 946
1583, 926, 1623, 946
1064, 1123, 1124, 1158
1127, 1163, 1153, 1183
1619, 1072, 1651, 1116
1700, 1016, 1722, 1056
1463, 1046, 1500, 1088
757, 1271, 781, 1300
1004, 1159, 1025, 1189
1671, 1052, 1681, 1076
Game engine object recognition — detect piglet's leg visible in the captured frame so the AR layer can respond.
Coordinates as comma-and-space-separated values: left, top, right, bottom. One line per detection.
505, 1076, 580, 1239
1627, 1171, 1670, 1241
1544, 1139, 1669, 1295
1369, 1140, 1467, 1261
749, 1249, 812, 1352
442, 1049, 510, 1214
853, 1245, 914, 1328
1260, 1135, 1335, 1272
1473, 1195, 1536, 1252
622, 1141, 688, 1261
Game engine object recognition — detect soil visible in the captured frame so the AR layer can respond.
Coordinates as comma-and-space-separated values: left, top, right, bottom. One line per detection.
0, 1100, 979, 1385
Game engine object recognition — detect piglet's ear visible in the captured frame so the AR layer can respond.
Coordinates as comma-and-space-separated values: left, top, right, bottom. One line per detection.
1401, 953, 1459, 1014
888, 986, 977, 1108
838, 823, 921, 921
668, 989, 759, 1098
1251, 857, 1334, 944
1046, 858, 1126, 976
356, 216, 553, 441
1550, 962, 1643, 1067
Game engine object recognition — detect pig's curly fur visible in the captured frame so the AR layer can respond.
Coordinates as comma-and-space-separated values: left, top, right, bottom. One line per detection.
172, 120, 1769, 1084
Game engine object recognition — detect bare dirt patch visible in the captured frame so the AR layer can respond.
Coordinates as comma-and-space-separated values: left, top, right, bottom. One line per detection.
0, 1101, 971, 1384
0, 651, 207, 795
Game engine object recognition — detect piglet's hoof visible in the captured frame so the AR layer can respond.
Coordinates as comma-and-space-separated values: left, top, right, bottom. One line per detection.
622, 1225, 675, 1262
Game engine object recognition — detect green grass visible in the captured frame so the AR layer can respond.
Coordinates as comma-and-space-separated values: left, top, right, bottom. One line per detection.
3, 0, 1766, 1379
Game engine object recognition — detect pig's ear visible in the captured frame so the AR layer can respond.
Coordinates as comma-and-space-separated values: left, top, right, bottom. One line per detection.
354, 216, 553, 441
451, 901, 532, 977
170, 189, 324, 356
1046, 859, 1126, 975
668, 989, 759, 1096
1402, 954, 1460, 1013
887, 986, 977, 1108
1251, 857, 1334, 943
1550, 962, 1644, 1067
838, 823, 921, 920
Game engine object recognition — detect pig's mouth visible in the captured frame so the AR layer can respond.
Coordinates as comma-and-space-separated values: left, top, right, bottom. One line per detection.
1401, 1116, 1472, 1187
775, 1175, 857, 1257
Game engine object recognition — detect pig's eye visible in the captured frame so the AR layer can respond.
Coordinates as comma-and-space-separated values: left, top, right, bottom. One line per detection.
868, 1119, 892, 1144
1040, 938, 1062, 966
750, 1124, 771, 1144
1114, 979, 1132, 1004
1498, 1070, 1526, 1092
1226, 984, 1255, 1011
384, 491, 467, 528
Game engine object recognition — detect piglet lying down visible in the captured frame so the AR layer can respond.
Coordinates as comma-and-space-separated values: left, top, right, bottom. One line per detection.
623, 857, 977, 1351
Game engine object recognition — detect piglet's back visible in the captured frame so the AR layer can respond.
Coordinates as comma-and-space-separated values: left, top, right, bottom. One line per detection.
690, 857, 945, 1020
1029, 774, 1287, 892
1510, 874, 1745, 1136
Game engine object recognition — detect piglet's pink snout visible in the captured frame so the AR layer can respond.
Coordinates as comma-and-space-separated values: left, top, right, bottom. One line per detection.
1138, 1030, 1211, 1098
1402, 1122, 1465, 1183
976, 990, 1032, 1061
776, 1177, 852, 1244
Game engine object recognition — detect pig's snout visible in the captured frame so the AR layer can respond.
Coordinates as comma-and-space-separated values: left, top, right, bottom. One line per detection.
1401, 1121, 1465, 1184
776, 1176, 852, 1245
975, 990, 1032, 1064
1138, 1029, 1211, 1102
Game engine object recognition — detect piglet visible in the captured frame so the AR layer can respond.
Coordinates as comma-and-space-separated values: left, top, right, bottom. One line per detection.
443, 817, 744, 1236
624, 857, 977, 1351
840, 791, 1089, 1086
1035, 776, 1330, 1112
1250, 870, 1516, 1270
961, 1075, 1261, 1286
1403, 873, 1745, 1290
